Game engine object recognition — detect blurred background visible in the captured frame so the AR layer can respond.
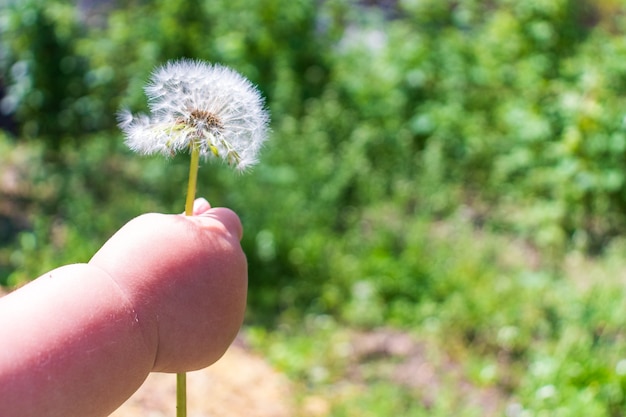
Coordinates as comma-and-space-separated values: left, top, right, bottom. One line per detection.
3, 0, 626, 415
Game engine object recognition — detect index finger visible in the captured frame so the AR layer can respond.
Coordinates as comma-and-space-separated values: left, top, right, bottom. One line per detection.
199, 207, 244, 241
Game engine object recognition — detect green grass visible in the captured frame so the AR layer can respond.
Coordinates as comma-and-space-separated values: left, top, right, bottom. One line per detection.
244, 215, 626, 416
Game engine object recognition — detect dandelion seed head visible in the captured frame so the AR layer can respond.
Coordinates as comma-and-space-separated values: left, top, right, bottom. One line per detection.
118, 59, 269, 171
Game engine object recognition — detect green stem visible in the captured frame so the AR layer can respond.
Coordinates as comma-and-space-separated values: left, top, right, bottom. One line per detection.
176, 372, 187, 417
178, 144, 199, 417
185, 145, 201, 216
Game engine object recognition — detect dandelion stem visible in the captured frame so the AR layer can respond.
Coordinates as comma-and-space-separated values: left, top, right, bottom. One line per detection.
176, 372, 187, 417
184, 144, 201, 216
178, 144, 199, 417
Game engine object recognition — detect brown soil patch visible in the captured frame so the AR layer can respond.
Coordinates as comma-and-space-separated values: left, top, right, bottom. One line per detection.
110, 340, 294, 417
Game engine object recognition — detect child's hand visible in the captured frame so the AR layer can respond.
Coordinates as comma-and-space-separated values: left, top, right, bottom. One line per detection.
0, 199, 248, 416
89, 198, 248, 372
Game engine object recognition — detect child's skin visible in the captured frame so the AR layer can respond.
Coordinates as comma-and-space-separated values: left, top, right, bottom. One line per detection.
0, 198, 247, 417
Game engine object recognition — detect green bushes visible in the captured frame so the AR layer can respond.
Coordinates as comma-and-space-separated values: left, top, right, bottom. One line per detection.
0, 0, 92, 148
4, 0, 626, 253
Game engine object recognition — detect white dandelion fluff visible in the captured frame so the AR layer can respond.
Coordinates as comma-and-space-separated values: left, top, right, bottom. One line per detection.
118, 59, 269, 171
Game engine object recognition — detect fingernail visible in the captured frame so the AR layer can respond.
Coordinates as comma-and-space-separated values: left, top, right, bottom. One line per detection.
193, 198, 211, 215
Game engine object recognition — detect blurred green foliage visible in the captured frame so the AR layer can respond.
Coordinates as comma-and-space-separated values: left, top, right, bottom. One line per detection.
3, 0, 626, 414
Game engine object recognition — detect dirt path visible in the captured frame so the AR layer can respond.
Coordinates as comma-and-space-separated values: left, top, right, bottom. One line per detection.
110, 341, 294, 417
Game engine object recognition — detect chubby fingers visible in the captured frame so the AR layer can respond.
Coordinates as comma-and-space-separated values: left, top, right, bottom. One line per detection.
89, 202, 248, 372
